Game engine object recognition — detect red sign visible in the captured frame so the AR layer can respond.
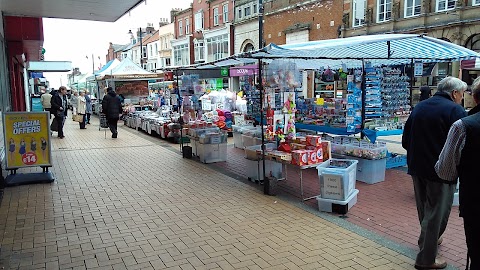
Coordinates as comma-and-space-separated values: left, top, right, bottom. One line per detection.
22, 152, 38, 166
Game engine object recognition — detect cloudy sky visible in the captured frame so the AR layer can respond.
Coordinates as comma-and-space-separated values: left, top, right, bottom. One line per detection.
43, 0, 192, 89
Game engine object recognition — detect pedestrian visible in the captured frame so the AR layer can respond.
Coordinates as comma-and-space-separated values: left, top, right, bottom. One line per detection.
435, 76, 480, 270
70, 90, 78, 117
50, 86, 68, 139
85, 90, 93, 124
402, 76, 467, 270
101, 87, 122, 138
419, 85, 431, 101
40, 90, 52, 117
77, 90, 87, 129
467, 83, 480, 116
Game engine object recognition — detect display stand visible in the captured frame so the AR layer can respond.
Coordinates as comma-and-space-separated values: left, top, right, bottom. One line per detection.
5, 167, 54, 187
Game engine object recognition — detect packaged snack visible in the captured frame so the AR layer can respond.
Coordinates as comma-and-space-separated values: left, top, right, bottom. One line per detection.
291, 143, 306, 150
306, 150, 317, 164
321, 141, 331, 161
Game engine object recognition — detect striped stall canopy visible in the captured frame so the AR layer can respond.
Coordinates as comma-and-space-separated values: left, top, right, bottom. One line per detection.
249, 34, 480, 63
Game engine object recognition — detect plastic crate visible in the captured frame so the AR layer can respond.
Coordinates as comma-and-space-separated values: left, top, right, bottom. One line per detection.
317, 159, 358, 200
233, 132, 243, 148
245, 143, 277, 160
196, 143, 227, 163
245, 159, 283, 181
345, 142, 387, 160
242, 135, 262, 148
386, 154, 407, 169
316, 189, 359, 214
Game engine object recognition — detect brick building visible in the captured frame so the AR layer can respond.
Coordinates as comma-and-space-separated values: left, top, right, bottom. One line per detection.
171, 0, 234, 66
233, 0, 260, 53
263, 0, 344, 45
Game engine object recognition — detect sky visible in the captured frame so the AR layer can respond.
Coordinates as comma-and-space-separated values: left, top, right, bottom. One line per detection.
43, 0, 192, 89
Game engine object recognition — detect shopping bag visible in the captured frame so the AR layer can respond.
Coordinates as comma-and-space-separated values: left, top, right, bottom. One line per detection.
50, 118, 58, 132
73, 114, 83, 122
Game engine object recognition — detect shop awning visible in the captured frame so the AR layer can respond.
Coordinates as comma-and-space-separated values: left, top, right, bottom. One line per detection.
247, 34, 480, 62
100, 58, 163, 80
461, 58, 480, 70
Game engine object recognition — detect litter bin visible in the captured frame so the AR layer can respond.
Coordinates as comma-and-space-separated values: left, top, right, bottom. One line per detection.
182, 146, 192, 158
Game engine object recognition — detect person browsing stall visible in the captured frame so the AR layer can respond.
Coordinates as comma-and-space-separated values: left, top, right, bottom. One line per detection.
402, 76, 467, 270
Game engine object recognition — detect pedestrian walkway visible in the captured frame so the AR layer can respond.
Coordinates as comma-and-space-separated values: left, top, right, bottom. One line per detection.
0, 117, 453, 269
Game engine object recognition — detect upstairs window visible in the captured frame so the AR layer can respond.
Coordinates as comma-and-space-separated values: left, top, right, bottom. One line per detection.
178, 20, 183, 36
352, 0, 366, 27
238, 8, 242, 19
436, 0, 456, 11
223, 4, 229, 23
185, 18, 190, 34
377, 0, 392, 22
244, 6, 251, 17
195, 11, 204, 31
214, 7, 219, 26
405, 0, 422, 17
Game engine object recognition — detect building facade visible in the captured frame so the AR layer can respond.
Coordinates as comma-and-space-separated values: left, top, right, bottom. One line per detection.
157, 21, 175, 70
233, 0, 260, 53
172, 0, 234, 66
263, 0, 344, 45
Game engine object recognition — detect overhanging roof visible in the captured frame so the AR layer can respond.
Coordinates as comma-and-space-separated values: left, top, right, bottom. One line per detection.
28, 61, 72, 72
1, 0, 144, 22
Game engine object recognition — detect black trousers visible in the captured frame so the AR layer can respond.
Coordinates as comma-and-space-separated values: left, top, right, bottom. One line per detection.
86, 113, 91, 123
464, 216, 479, 270
55, 115, 65, 137
107, 117, 119, 135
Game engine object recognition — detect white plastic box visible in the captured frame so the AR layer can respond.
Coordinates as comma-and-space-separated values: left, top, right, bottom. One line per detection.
196, 143, 227, 163
316, 189, 359, 214
245, 159, 283, 181
317, 159, 358, 200
233, 132, 243, 148
241, 135, 262, 148
244, 143, 277, 160
346, 156, 386, 184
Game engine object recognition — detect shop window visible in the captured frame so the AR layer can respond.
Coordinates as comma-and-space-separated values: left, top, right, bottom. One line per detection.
223, 4, 229, 23
436, 0, 456, 11
178, 20, 183, 36
352, 0, 366, 27
185, 18, 190, 34
404, 0, 421, 17
195, 11, 204, 31
214, 7, 219, 26
173, 44, 189, 66
377, 0, 392, 22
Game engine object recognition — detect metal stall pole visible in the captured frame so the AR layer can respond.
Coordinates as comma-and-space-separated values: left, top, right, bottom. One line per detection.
360, 59, 366, 139
259, 59, 268, 194
410, 59, 414, 107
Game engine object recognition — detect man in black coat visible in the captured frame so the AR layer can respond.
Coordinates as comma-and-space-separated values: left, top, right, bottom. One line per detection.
101, 87, 122, 138
435, 76, 480, 270
467, 83, 480, 116
402, 76, 467, 269
50, 86, 68, 139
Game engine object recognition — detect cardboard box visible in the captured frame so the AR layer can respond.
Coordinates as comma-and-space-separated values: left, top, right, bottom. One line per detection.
291, 143, 306, 150
306, 146, 323, 163
292, 150, 308, 166
306, 135, 322, 147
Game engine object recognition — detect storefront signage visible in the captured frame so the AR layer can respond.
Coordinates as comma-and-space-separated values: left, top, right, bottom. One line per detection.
221, 67, 229, 77
3, 112, 52, 169
230, 65, 258, 77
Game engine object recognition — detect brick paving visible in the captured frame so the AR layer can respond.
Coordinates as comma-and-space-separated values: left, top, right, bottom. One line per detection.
0, 117, 421, 269
210, 141, 467, 269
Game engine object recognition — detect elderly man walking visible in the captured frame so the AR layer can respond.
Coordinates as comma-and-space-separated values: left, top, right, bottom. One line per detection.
402, 76, 467, 269
435, 76, 480, 270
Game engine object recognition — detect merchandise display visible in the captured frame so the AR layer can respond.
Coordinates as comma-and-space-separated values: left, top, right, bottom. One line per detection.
186, 123, 228, 163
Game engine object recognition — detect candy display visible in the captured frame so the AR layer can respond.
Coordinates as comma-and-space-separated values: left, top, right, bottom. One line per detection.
345, 141, 387, 160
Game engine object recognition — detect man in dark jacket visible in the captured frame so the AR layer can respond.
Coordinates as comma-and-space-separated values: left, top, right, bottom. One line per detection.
467, 82, 480, 116
102, 87, 122, 138
435, 76, 480, 270
50, 86, 68, 139
402, 76, 467, 270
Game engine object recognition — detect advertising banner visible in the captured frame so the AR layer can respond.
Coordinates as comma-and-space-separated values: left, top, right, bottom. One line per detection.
3, 112, 52, 169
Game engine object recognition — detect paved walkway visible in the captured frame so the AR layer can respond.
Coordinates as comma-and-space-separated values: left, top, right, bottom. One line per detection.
0, 117, 456, 269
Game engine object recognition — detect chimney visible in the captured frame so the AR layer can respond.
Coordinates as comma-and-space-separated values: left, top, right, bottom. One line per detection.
159, 18, 169, 27
170, 8, 182, 24
146, 23, 155, 34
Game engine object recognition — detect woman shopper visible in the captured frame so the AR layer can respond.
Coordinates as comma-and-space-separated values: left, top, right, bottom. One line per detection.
85, 90, 93, 124
70, 91, 78, 117
77, 90, 87, 129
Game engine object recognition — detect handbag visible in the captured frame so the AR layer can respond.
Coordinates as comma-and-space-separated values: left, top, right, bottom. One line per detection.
73, 114, 83, 122
50, 118, 59, 132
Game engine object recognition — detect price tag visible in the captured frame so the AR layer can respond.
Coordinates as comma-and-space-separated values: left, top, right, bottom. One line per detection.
22, 152, 38, 165
202, 100, 211, 111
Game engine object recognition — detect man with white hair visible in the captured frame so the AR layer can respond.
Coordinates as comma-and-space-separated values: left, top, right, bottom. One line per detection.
435, 76, 480, 270
402, 76, 467, 269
